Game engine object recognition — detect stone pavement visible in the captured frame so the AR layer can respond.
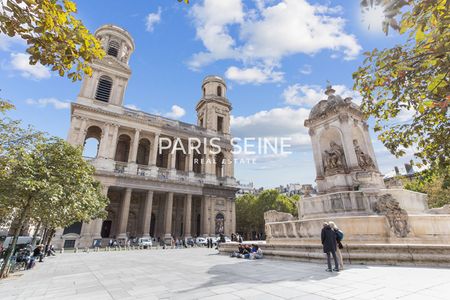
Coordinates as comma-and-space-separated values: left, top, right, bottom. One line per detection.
1, 248, 450, 300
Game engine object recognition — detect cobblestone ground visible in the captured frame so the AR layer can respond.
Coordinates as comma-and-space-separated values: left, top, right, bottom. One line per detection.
1, 248, 449, 300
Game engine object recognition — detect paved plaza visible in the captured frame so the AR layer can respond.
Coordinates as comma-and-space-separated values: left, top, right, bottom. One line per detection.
1, 248, 450, 300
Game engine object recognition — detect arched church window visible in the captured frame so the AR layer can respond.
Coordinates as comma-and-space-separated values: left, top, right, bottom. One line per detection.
107, 40, 120, 57
217, 86, 222, 97
95, 76, 113, 102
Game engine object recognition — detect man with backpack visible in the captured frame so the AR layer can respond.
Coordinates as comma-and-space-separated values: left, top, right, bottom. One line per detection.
329, 221, 344, 270
321, 222, 339, 272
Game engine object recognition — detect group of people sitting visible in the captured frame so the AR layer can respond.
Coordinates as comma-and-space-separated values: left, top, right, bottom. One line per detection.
230, 243, 263, 260
12, 244, 55, 271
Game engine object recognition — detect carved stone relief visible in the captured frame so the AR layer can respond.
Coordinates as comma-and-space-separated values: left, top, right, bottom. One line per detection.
323, 142, 346, 175
353, 140, 375, 170
373, 194, 409, 238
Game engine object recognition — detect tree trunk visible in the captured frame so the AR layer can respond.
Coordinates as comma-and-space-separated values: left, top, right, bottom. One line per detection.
45, 228, 55, 248
0, 197, 32, 278
31, 222, 41, 247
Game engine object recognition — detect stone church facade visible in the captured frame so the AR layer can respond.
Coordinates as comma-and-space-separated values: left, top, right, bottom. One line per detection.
52, 25, 237, 249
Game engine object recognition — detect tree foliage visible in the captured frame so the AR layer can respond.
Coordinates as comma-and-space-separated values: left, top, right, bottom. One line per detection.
402, 168, 450, 208
0, 134, 108, 277
354, 0, 450, 179
0, 0, 104, 81
236, 190, 298, 238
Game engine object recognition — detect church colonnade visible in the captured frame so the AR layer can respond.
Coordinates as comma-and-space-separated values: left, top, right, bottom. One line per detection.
71, 117, 232, 177
83, 185, 236, 245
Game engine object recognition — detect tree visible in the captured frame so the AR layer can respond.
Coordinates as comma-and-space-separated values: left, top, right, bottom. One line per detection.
0, 0, 104, 81
402, 168, 450, 208
0, 138, 108, 277
354, 1, 450, 181
235, 194, 257, 237
235, 190, 298, 239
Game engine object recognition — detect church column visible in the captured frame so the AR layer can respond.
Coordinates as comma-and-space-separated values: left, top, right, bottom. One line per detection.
188, 145, 194, 173
141, 191, 153, 238
170, 144, 177, 170
231, 200, 236, 234
129, 129, 140, 163
117, 188, 132, 240
109, 124, 120, 160
98, 123, 111, 159
77, 118, 88, 146
164, 192, 174, 242
91, 185, 109, 242
183, 194, 192, 238
150, 134, 160, 166
209, 198, 216, 234
202, 196, 210, 237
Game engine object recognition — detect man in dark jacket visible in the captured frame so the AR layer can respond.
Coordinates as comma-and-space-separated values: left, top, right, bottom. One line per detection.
321, 222, 339, 272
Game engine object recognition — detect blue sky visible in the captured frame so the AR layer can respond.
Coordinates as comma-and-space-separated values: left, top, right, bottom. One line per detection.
0, 0, 416, 188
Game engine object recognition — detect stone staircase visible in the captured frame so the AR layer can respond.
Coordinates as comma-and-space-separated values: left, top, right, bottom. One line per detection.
219, 242, 450, 267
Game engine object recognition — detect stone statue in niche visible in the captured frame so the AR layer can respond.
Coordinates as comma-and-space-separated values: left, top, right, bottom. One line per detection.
353, 140, 375, 170
323, 141, 346, 174
120, 45, 130, 63
373, 194, 409, 238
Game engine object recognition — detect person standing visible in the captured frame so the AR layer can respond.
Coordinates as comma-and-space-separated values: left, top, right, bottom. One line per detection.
321, 222, 339, 272
328, 221, 344, 270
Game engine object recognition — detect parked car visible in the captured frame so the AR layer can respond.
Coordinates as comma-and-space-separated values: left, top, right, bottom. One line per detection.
186, 237, 195, 247
137, 237, 152, 248
195, 237, 207, 246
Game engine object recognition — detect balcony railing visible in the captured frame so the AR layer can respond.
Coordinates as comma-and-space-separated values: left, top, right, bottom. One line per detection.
114, 162, 127, 174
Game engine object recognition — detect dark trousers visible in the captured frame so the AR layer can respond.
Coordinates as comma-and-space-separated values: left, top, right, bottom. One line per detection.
326, 251, 339, 270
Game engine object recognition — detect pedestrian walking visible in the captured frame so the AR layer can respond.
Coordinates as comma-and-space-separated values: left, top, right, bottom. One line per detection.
321, 222, 339, 272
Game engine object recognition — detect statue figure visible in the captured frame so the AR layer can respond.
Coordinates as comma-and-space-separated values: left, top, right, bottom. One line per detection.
353, 140, 375, 170
120, 45, 130, 63
323, 141, 345, 174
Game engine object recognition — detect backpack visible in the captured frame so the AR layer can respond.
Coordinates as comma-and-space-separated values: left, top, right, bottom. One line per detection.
336, 230, 344, 241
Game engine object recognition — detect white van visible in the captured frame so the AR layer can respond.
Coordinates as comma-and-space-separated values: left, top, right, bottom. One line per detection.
137, 237, 152, 248
2, 236, 37, 249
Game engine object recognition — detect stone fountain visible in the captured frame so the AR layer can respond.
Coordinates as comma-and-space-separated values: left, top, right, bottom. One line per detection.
221, 86, 450, 266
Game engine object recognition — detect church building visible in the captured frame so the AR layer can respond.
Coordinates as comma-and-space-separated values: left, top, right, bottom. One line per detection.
52, 25, 237, 249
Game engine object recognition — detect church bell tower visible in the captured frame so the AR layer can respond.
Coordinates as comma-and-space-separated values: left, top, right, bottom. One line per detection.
77, 25, 135, 107
196, 76, 232, 136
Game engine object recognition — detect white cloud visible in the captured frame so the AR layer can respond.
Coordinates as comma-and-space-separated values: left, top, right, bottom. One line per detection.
145, 7, 162, 32
0, 34, 25, 52
299, 64, 312, 75
231, 106, 311, 147
10, 53, 50, 79
225, 65, 283, 84
165, 105, 186, 119
188, 0, 244, 70
124, 104, 140, 110
189, 0, 361, 73
283, 84, 362, 107
26, 98, 70, 109
395, 108, 416, 122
